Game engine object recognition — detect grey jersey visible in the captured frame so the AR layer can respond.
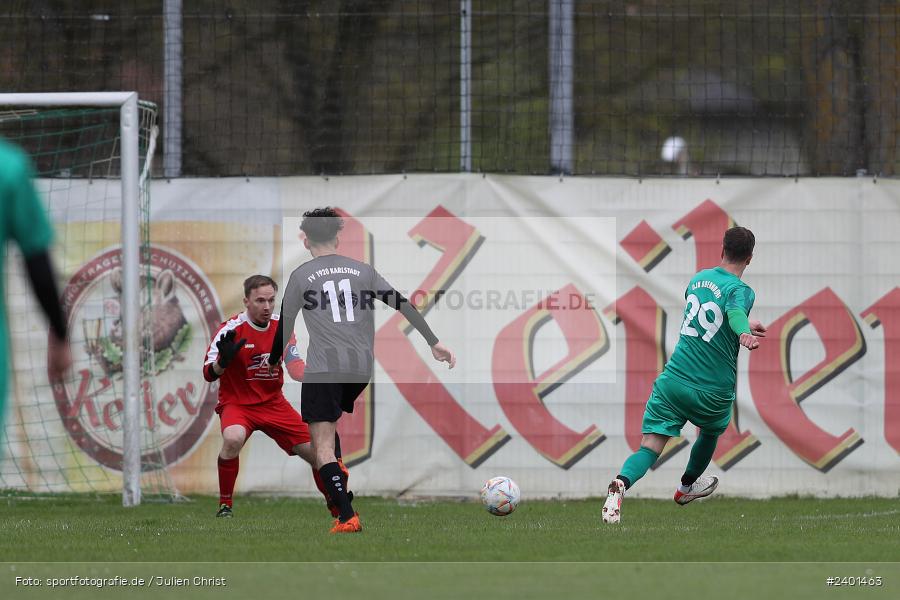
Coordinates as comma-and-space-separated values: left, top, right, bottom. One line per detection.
280, 254, 398, 379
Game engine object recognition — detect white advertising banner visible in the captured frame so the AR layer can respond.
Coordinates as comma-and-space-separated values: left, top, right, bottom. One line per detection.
4, 175, 899, 498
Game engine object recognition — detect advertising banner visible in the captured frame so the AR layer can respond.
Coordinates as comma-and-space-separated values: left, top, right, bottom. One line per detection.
3, 175, 898, 498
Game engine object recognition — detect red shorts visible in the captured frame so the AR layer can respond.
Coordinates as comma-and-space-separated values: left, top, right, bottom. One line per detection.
216, 397, 311, 455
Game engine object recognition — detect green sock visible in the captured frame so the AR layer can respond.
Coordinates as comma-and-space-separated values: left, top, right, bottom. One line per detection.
682, 432, 719, 484
618, 446, 661, 489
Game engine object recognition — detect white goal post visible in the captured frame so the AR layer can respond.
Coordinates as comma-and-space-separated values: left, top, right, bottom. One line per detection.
0, 92, 144, 506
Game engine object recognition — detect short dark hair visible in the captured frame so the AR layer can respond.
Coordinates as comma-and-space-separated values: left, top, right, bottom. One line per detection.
243, 275, 277, 298
722, 226, 755, 263
300, 207, 344, 244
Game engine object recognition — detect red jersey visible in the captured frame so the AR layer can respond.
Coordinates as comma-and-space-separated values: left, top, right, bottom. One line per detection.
204, 312, 285, 407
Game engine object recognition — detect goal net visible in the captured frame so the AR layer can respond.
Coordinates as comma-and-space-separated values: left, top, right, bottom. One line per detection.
0, 96, 179, 502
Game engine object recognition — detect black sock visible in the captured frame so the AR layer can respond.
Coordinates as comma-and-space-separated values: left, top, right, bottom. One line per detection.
616, 474, 632, 490
334, 433, 351, 501
319, 462, 354, 521
681, 473, 698, 487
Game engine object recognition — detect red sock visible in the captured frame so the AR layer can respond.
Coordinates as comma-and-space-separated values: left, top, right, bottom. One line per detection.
312, 467, 331, 503
218, 456, 239, 507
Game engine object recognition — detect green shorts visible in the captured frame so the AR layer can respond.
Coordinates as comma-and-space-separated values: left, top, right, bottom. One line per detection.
641, 373, 735, 437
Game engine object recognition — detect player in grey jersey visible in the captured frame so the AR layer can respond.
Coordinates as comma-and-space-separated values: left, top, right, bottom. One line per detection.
268, 207, 455, 533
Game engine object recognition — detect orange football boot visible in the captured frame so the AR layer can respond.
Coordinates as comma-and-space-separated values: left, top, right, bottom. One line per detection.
330, 513, 362, 533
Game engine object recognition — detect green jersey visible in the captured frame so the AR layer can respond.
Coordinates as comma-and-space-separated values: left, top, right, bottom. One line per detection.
663, 267, 755, 393
0, 139, 55, 405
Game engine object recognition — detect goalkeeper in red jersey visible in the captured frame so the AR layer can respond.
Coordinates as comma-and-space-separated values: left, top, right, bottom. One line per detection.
203, 275, 349, 518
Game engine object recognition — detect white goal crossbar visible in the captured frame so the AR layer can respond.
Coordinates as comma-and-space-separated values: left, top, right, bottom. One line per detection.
0, 92, 143, 507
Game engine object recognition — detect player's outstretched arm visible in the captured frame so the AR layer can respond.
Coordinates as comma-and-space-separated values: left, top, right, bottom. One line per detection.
9, 145, 72, 379
392, 293, 456, 368
24, 250, 72, 379
375, 272, 455, 369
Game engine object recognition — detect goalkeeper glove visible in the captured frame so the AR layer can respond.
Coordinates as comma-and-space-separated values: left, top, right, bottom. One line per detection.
216, 329, 246, 369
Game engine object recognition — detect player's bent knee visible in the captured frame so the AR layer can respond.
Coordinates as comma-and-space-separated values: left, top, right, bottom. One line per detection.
220, 442, 243, 459
220, 426, 247, 458
222, 434, 245, 449
639, 433, 670, 454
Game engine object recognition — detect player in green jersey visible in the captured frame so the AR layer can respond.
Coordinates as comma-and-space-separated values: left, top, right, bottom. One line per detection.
602, 226, 766, 524
0, 139, 71, 452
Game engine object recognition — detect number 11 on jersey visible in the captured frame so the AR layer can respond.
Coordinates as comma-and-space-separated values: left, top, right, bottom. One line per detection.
322, 278, 355, 323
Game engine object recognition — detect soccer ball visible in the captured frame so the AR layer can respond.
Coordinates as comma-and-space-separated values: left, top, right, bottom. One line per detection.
480, 476, 520, 516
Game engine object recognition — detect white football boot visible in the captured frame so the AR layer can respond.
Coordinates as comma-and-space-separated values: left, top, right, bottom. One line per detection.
673, 475, 719, 505
601, 478, 626, 524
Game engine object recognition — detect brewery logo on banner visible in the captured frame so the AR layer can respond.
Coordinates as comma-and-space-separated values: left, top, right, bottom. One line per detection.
50, 246, 221, 470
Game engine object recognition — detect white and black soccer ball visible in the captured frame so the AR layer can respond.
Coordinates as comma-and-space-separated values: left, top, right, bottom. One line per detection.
480, 476, 520, 516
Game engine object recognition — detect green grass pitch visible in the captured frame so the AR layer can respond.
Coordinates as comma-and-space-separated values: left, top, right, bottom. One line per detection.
1, 494, 898, 599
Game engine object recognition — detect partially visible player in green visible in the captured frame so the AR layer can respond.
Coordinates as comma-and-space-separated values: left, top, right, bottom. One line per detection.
602, 226, 766, 524
0, 139, 71, 451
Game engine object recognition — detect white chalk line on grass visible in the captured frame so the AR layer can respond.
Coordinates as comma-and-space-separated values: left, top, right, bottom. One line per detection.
776, 509, 900, 521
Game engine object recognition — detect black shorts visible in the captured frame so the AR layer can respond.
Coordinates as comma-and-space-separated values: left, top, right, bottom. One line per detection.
301, 374, 369, 423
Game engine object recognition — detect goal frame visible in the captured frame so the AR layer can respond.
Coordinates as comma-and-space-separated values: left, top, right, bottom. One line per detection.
0, 92, 144, 507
